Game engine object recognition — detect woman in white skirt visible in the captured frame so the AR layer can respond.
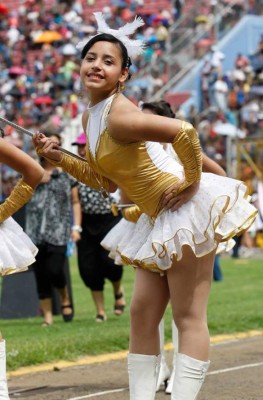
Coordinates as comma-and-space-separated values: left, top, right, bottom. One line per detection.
34, 12, 258, 400
0, 136, 44, 399
102, 99, 231, 395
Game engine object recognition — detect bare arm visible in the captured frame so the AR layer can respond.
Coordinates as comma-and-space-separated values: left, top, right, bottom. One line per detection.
202, 153, 226, 176
109, 107, 183, 144
70, 185, 82, 242
32, 133, 117, 193
0, 138, 44, 187
0, 138, 44, 223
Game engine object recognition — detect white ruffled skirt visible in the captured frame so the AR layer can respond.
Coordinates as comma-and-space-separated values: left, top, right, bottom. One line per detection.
101, 173, 257, 273
0, 217, 38, 275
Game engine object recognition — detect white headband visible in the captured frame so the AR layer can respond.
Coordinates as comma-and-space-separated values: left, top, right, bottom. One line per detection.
76, 12, 145, 60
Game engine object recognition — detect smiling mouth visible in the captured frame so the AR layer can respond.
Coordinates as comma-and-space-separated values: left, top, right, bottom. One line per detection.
88, 74, 103, 79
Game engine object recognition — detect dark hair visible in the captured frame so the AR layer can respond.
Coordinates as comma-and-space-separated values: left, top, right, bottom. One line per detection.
142, 100, 175, 119
46, 132, 62, 146
81, 33, 132, 71
39, 132, 62, 166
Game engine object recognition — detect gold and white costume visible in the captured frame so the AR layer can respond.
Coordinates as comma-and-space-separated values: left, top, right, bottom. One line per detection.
0, 217, 38, 275
49, 95, 258, 273
0, 179, 38, 275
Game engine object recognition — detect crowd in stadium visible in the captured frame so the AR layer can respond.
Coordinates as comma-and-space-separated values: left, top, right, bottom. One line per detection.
0, 0, 262, 238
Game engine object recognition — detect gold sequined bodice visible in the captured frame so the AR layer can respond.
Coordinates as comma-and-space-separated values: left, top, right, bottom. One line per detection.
86, 129, 181, 218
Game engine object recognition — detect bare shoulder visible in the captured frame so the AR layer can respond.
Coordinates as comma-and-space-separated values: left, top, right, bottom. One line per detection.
108, 94, 184, 143
108, 95, 143, 143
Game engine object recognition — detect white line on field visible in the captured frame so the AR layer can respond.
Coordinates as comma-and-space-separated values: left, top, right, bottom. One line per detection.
67, 362, 263, 399
208, 361, 263, 375
67, 388, 127, 399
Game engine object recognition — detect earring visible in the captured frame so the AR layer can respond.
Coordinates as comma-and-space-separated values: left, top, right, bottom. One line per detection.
117, 82, 125, 93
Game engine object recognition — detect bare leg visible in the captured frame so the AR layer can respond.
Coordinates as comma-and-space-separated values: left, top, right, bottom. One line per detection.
39, 298, 53, 326
111, 279, 122, 296
240, 231, 254, 257
241, 231, 254, 249
58, 286, 72, 317
128, 268, 170, 399
91, 290, 105, 317
167, 247, 214, 359
167, 247, 215, 398
129, 268, 170, 354
111, 280, 126, 315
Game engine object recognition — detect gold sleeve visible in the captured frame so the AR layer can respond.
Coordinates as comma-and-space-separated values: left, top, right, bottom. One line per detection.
0, 179, 33, 223
45, 153, 111, 193
172, 121, 202, 192
122, 205, 142, 223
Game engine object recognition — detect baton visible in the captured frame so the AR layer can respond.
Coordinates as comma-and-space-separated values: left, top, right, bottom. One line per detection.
0, 116, 88, 163
116, 204, 134, 208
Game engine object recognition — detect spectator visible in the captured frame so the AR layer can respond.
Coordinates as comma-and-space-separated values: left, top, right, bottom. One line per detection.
234, 52, 250, 69
210, 46, 225, 73
213, 75, 229, 111
154, 20, 169, 51
173, 0, 184, 20
26, 133, 81, 326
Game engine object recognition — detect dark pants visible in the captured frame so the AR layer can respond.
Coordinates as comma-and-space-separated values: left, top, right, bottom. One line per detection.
232, 235, 242, 258
213, 255, 223, 281
33, 243, 67, 299
77, 213, 123, 291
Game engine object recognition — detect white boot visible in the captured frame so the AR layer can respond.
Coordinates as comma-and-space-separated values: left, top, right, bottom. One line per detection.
171, 353, 210, 400
156, 319, 170, 392
0, 340, 10, 400
166, 320, 178, 394
128, 353, 160, 400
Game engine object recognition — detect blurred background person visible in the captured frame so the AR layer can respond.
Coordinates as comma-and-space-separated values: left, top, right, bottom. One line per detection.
26, 133, 81, 327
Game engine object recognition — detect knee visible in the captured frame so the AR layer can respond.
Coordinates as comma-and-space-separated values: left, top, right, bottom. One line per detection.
173, 310, 207, 333
130, 299, 146, 325
86, 275, 104, 291
130, 298, 159, 332
78, 264, 104, 290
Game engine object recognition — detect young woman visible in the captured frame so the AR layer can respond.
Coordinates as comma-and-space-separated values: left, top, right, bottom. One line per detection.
0, 136, 44, 399
33, 13, 257, 400
101, 99, 228, 394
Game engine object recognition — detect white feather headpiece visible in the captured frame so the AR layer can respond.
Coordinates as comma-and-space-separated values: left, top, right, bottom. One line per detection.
76, 12, 145, 59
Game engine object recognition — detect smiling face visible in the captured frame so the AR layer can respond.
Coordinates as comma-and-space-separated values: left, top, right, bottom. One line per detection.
80, 40, 128, 104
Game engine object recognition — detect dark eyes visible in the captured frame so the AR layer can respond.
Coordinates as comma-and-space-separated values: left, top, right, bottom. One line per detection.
85, 56, 113, 65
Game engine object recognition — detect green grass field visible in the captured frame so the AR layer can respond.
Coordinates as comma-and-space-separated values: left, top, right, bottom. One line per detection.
1, 255, 262, 371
